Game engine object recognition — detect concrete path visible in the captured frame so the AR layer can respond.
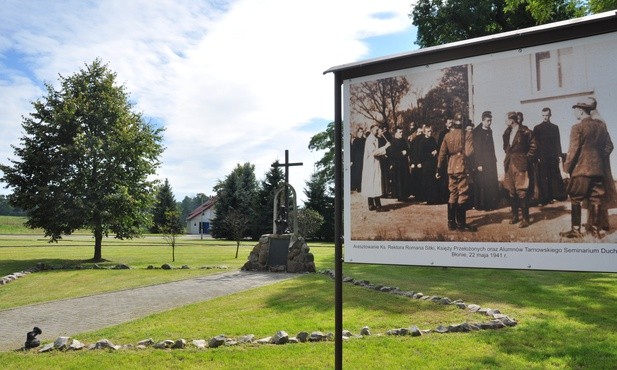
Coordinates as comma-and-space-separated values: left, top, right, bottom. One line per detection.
0, 271, 298, 351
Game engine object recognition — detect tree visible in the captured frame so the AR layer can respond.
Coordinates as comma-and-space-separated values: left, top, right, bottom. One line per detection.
401, 65, 470, 135
410, 0, 581, 48
586, 0, 617, 13
253, 163, 285, 236
0, 59, 164, 261
161, 209, 184, 262
303, 172, 334, 241
307, 123, 336, 241
224, 209, 249, 258
296, 207, 324, 240
350, 76, 411, 131
211, 163, 258, 240
151, 179, 178, 233
0, 195, 25, 216
308, 121, 335, 184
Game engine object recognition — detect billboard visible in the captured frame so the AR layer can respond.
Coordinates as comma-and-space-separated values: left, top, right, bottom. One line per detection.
341, 16, 617, 272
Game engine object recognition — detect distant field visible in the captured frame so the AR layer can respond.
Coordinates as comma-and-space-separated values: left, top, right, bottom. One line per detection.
0, 215, 43, 234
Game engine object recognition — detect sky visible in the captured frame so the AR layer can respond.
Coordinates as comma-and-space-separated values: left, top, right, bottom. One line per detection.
0, 0, 418, 204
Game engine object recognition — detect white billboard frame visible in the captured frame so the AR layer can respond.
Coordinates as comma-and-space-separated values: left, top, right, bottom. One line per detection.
335, 13, 617, 273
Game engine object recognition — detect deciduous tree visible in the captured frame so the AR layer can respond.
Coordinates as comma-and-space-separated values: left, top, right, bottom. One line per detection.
410, 0, 580, 48
0, 59, 164, 261
161, 209, 184, 262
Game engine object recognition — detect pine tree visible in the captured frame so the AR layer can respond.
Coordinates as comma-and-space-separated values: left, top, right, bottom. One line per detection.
211, 163, 258, 239
253, 163, 285, 237
151, 179, 178, 233
303, 172, 334, 241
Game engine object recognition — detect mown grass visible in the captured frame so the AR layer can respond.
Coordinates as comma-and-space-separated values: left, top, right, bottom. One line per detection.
0, 222, 616, 368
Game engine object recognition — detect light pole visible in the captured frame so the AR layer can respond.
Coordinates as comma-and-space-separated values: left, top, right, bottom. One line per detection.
200, 212, 204, 240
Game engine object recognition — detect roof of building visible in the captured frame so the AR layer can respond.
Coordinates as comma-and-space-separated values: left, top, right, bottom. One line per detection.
186, 197, 218, 220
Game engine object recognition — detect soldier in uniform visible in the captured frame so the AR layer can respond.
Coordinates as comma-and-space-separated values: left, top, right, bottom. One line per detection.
560, 97, 614, 238
503, 111, 537, 228
436, 113, 475, 231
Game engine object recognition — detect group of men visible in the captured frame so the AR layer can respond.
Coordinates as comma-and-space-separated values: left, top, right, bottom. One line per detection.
350, 121, 445, 212
352, 96, 615, 239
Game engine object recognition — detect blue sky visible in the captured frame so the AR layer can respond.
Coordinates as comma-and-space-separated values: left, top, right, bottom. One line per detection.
0, 0, 418, 202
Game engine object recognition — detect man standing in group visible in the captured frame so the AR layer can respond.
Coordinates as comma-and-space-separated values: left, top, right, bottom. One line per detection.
560, 97, 614, 238
472, 111, 500, 210
350, 127, 366, 192
437, 113, 475, 231
533, 107, 566, 205
361, 124, 391, 212
389, 127, 410, 202
503, 111, 537, 228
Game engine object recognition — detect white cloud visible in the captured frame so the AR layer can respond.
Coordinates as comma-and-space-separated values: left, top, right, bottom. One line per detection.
0, 0, 416, 203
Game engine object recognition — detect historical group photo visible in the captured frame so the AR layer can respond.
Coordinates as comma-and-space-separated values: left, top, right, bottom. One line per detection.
346, 35, 617, 244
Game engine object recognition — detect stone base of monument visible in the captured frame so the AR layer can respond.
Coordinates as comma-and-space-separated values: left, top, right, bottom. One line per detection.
241, 234, 316, 273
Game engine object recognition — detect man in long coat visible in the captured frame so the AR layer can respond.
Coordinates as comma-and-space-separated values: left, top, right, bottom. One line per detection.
503, 111, 537, 228
533, 107, 566, 205
472, 111, 500, 210
361, 124, 390, 211
560, 97, 615, 238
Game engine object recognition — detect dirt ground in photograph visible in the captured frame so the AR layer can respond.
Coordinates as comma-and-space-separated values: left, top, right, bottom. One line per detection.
349, 191, 617, 243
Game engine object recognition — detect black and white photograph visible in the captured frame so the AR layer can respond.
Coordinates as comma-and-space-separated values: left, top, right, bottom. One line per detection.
344, 31, 617, 271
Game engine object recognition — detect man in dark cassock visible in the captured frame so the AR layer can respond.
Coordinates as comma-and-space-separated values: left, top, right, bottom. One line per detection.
408, 125, 425, 201
390, 127, 411, 202
350, 127, 366, 192
419, 125, 440, 204
472, 111, 500, 210
378, 126, 393, 198
533, 107, 566, 205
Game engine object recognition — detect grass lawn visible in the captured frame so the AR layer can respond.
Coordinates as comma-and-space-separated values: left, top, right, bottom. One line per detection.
0, 226, 616, 368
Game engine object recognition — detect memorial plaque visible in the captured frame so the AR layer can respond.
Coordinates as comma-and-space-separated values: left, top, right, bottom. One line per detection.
267, 236, 290, 267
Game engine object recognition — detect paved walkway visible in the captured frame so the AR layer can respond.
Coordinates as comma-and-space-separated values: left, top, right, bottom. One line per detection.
0, 271, 298, 351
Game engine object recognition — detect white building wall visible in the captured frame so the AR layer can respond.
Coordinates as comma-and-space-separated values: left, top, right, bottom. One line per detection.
187, 207, 216, 235
469, 32, 617, 179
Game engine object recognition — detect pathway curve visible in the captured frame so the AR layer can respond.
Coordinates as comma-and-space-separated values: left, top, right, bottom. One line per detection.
0, 270, 298, 351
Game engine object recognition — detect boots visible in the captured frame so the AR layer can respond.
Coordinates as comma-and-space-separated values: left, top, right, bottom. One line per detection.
375, 197, 386, 212
368, 198, 376, 211
456, 203, 476, 232
560, 203, 582, 238
447, 203, 457, 230
589, 204, 606, 239
519, 198, 530, 228
509, 198, 519, 224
